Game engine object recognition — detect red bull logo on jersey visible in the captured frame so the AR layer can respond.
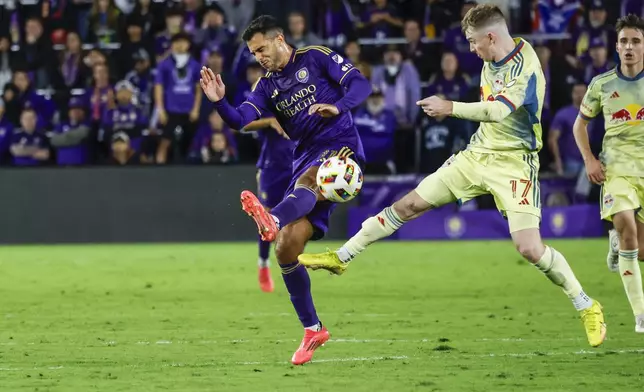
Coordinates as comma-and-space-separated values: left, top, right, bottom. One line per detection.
609, 104, 644, 125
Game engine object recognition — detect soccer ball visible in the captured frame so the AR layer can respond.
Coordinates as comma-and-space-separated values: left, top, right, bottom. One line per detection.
316, 156, 363, 203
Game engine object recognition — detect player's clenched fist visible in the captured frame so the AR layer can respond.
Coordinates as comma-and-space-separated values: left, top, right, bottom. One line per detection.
200, 66, 226, 103
585, 157, 606, 185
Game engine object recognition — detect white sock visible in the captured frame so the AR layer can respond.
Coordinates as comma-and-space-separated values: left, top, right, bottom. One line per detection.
571, 291, 593, 311
271, 214, 281, 229
535, 246, 592, 311
258, 258, 269, 268
305, 322, 321, 331
618, 249, 644, 315
336, 206, 404, 263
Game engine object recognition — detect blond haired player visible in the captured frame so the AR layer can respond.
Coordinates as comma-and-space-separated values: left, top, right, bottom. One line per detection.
299, 4, 607, 347
573, 14, 644, 333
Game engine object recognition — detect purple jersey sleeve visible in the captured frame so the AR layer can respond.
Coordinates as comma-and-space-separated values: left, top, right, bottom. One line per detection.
309, 47, 359, 87
214, 78, 270, 130
308, 47, 371, 113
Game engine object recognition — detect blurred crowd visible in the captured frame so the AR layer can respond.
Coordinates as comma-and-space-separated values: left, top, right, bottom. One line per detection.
0, 0, 639, 180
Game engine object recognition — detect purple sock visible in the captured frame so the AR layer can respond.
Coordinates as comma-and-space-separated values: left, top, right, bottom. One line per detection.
271, 187, 317, 228
280, 262, 319, 327
258, 235, 271, 260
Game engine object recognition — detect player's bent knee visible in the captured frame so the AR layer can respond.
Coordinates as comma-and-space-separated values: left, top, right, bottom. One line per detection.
275, 238, 304, 265
275, 220, 313, 264
393, 191, 433, 220
515, 241, 544, 263
510, 225, 545, 263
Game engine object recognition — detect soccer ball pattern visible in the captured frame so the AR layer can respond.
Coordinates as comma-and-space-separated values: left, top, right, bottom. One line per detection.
316, 156, 363, 203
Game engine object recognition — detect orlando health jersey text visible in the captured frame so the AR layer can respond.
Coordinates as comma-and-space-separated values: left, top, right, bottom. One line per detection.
243, 46, 362, 156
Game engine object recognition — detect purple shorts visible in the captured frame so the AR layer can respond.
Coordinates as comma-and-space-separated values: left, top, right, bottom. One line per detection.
257, 167, 292, 208
287, 140, 364, 240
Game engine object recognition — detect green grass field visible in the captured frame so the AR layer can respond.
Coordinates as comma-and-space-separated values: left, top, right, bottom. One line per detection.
0, 240, 643, 391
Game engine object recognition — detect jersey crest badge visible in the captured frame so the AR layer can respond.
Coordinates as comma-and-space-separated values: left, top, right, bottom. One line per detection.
492, 73, 505, 93
296, 68, 309, 83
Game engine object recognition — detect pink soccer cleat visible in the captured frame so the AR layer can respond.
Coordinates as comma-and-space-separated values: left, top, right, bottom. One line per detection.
240, 190, 279, 242
258, 266, 274, 293
291, 326, 330, 365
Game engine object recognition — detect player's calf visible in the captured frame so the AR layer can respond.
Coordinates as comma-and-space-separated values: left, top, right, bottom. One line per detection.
613, 212, 644, 321
392, 190, 435, 220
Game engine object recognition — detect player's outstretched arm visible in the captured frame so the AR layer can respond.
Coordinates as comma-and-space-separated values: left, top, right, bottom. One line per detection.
417, 96, 512, 123
240, 118, 289, 139
200, 66, 263, 130
573, 115, 605, 184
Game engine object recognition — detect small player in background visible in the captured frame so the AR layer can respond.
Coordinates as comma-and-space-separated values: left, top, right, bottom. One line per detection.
573, 14, 644, 333
240, 116, 293, 293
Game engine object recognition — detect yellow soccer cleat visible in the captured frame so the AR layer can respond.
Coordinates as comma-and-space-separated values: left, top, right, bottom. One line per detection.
298, 250, 348, 275
579, 300, 607, 347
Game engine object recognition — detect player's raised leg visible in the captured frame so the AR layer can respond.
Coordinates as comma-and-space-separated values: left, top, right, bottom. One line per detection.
508, 213, 606, 346
275, 218, 329, 365
242, 165, 320, 242
614, 210, 644, 332
299, 170, 458, 274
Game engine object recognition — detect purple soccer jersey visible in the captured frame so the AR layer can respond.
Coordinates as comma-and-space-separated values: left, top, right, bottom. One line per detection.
354, 106, 397, 164
11, 129, 48, 166
102, 104, 149, 152
256, 129, 294, 208
55, 120, 90, 165
242, 48, 365, 161
427, 74, 470, 102
551, 104, 584, 162
155, 56, 201, 114
215, 45, 370, 238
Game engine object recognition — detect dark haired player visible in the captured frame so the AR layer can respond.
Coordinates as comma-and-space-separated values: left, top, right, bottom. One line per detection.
573, 14, 644, 333
199, 15, 371, 364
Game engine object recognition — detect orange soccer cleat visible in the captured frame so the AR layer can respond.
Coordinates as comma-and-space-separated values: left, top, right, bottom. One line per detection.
258, 266, 274, 293
240, 190, 279, 242
291, 326, 330, 365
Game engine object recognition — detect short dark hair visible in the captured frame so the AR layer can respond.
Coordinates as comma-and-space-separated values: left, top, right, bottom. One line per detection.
616, 13, 644, 36
171, 32, 192, 44
242, 15, 283, 42
461, 4, 505, 33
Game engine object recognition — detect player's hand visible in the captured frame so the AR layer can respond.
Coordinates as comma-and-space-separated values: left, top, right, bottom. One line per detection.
199, 66, 226, 102
189, 108, 199, 122
308, 103, 340, 118
585, 157, 606, 184
269, 118, 290, 140
157, 108, 168, 125
417, 96, 453, 117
